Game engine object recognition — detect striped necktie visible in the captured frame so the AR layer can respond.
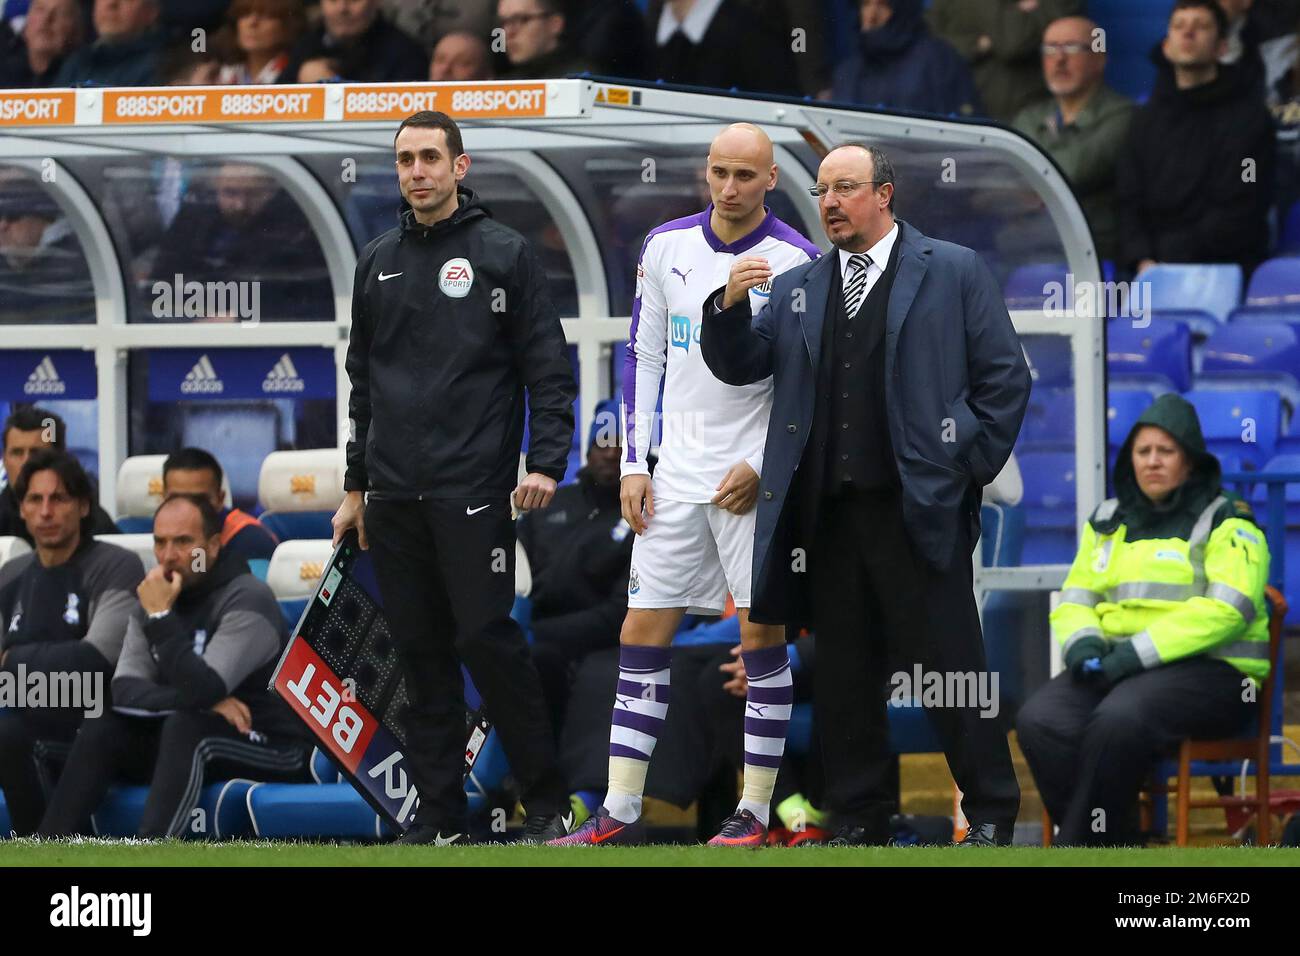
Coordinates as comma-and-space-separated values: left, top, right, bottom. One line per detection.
843, 253, 873, 318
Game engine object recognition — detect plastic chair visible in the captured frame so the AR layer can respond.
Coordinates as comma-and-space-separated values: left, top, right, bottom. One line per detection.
1107, 318, 1191, 393
1138, 262, 1243, 332
1197, 322, 1300, 412
1185, 390, 1283, 470
1004, 262, 1069, 310
257, 448, 344, 542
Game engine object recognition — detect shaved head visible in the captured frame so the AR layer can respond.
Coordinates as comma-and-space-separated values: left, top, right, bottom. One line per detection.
708, 122, 775, 169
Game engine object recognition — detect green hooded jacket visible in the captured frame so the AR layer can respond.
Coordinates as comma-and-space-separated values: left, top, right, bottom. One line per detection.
1051, 393, 1271, 685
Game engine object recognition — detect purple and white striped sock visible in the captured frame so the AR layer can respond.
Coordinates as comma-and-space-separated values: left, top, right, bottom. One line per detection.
737, 644, 792, 827
604, 644, 671, 824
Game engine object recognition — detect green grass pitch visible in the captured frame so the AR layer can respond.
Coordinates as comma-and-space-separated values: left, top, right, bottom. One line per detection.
1, 840, 1297, 867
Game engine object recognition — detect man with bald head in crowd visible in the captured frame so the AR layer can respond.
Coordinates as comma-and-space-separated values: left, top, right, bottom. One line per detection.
429, 31, 493, 82
550, 123, 820, 848
1013, 16, 1134, 263
701, 141, 1029, 845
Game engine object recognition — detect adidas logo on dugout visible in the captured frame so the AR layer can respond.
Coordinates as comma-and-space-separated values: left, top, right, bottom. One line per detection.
181, 354, 223, 395
24, 355, 65, 396
263, 352, 305, 394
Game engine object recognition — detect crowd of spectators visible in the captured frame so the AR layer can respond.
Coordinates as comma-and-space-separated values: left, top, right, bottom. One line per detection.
3, 1, 1300, 286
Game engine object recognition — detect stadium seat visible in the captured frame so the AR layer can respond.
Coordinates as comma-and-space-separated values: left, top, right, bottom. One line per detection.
0, 535, 30, 569
116, 453, 232, 533
1018, 386, 1075, 451
1228, 256, 1300, 322
1197, 322, 1300, 411
1249, 454, 1300, 527
257, 448, 344, 542
96, 533, 158, 571
1017, 450, 1077, 564
1136, 262, 1242, 332
1107, 388, 1153, 452
1185, 389, 1283, 470
1107, 318, 1191, 393
91, 781, 247, 838
246, 782, 392, 840
1022, 336, 1073, 388
266, 539, 333, 627
1003, 262, 1068, 310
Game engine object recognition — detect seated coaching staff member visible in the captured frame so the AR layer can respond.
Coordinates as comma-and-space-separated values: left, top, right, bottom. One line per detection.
0, 451, 144, 834
0, 406, 118, 544
40, 493, 310, 838
700, 143, 1030, 846
332, 110, 578, 845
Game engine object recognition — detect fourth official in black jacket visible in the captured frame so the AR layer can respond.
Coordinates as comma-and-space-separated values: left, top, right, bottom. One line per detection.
334, 110, 577, 845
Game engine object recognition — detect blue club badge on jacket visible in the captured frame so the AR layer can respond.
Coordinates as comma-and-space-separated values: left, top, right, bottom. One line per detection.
63, 593, 79, 626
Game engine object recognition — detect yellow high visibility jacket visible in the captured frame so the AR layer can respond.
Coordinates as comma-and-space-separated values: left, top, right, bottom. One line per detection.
1051, 493, 1270, 685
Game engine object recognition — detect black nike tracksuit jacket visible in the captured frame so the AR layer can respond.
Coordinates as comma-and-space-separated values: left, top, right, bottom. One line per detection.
343, 188, 577, 497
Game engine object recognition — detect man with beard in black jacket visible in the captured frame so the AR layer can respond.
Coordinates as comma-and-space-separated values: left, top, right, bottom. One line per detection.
518, 398, 632, 737
332, 110, 578, 846
1116, 0, 1275, 277
39, 493, 311, 838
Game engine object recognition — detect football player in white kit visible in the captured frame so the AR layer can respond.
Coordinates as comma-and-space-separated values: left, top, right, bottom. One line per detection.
549, 124, 820, 848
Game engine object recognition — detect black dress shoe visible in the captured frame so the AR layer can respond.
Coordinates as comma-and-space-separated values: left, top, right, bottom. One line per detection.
956, 822, 1013, 846
394, 823, 468, 846
825, 824, 893, 847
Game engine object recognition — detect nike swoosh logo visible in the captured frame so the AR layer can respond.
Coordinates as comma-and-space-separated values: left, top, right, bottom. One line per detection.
378, 271, 403, 281
592, 823, 626, 844
435, 832, 462, 846
466, 505, 490, 516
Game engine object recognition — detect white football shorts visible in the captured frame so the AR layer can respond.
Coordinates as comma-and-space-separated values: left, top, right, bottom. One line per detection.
626, 498, 755, 615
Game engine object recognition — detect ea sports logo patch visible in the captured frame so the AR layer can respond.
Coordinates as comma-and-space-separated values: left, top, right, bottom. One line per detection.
439, 258, 474, 298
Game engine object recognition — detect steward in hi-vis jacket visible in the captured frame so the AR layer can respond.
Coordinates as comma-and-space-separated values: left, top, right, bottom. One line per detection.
1017, 392, 1269, 846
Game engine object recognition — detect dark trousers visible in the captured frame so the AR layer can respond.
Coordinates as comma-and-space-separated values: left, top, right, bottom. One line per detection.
365, 497, 567, 829
0, 707, 83, 836
1016, 656, 1253, 845
38, 711, 310, 838
808, 487, 1020, 829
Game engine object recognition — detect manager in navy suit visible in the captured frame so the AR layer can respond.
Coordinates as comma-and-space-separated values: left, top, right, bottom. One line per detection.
700, 143, 1030, 845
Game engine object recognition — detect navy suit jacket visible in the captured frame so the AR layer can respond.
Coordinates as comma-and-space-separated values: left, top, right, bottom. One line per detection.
700, 220, 1029, 624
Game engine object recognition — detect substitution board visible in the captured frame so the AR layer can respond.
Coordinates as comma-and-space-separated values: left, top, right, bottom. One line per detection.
268, 530, 492, 831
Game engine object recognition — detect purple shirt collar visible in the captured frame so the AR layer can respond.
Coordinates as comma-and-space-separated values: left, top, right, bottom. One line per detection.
698, 204, 777, 255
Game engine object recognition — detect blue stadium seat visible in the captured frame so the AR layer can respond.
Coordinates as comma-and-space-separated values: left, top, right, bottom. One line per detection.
91, 781, 248, 838
1197, 322, 1300, 411
1107, 318, 1191, 393
1017, 386, 1075, 451
261, 512, 333, 541
1138, 263, 1242, 334
279, 597, 309, 631
1249, 454, 1300, 527
1003, 262, 1068, 310
1090, 0, 1172, 100
1017, 451, 1077, 564
1107, 388, 1153, 453
1022, 335, 1073, 388
1185, 389, 1283, 470
1228, 256, 1300, 322
246, 782, 391, 840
